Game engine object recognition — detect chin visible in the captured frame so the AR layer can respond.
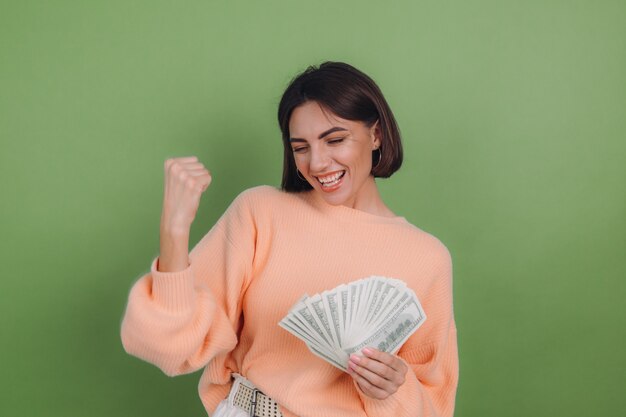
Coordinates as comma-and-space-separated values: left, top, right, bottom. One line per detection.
309, 172, 358, 207
316, 188, 352, 207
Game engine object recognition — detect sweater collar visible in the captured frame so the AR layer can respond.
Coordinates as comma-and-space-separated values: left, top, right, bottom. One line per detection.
297, 190, 409, 225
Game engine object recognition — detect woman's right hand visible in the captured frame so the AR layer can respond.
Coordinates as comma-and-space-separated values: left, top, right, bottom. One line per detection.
160, 156, 212, 234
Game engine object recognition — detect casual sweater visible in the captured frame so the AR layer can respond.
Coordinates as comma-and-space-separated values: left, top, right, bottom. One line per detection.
120, 185, 458, 417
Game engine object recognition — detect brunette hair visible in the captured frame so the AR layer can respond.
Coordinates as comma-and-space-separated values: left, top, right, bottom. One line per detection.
277, 61, 403, 192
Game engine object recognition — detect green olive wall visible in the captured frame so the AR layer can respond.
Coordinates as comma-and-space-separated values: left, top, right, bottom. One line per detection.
1, 1, 624, 416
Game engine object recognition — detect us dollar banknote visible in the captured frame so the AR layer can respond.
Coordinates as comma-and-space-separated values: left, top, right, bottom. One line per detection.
278, 276, 426, 371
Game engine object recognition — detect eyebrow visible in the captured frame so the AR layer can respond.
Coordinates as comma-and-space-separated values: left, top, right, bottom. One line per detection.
289, 127, 348, 143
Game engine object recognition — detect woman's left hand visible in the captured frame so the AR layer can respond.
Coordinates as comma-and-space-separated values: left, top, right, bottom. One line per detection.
347, 347, 408, 399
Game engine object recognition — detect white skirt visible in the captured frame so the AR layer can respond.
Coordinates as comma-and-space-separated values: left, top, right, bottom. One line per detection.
212, 373, 262, 417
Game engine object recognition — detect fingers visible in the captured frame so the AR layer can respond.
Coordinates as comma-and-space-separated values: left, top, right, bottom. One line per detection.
347, 348, 408, 400
349, 358, 395, 393
348, 354, 400, 392
187, 168, 211, 177
165, 156, 195, 172
350, 370, 391, 400
164, 157, 212, 184
160, 156, 212, 230
362, 347, 408, 374
165, 157, 207, 173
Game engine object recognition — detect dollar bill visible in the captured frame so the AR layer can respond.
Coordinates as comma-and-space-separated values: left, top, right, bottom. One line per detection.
278, 276, 426, 371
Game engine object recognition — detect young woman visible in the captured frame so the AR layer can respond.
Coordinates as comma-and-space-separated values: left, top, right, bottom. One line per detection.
121, 62, 458, 417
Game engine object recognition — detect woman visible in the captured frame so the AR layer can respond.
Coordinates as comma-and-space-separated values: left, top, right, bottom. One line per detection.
121, 62, 458, 417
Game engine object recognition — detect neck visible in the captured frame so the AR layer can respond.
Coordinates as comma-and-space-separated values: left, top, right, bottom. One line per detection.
338, 176, 397, 218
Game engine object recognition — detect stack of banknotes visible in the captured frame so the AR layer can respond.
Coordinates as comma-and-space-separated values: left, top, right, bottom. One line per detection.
279, 276, 426, 371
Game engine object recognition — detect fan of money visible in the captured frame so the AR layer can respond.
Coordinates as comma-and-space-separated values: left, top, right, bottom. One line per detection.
278, 276, 426, 371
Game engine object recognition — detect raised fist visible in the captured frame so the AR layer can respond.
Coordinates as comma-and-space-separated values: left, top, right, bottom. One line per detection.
160, 156, 212, 233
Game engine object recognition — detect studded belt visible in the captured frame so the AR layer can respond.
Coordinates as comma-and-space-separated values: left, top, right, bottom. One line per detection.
232, 379, 283, 417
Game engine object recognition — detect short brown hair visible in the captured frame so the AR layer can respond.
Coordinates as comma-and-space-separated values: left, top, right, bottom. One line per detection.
277, 61, 403, 192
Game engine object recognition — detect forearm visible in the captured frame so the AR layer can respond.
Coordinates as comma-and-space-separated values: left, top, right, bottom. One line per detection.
158, 225, 190, 272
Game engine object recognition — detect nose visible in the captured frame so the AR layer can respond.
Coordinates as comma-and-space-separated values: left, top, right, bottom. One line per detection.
309, 145, 331, 174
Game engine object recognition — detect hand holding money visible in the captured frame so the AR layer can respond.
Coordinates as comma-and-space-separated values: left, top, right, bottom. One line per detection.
278, 276, 426, 372
347, 347, 408, 399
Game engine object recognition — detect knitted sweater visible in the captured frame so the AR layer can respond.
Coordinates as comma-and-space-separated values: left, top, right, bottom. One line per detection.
120, 185, 458, 417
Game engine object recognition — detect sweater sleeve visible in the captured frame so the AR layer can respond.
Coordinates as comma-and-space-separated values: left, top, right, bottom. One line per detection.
120, 190, 257, 377
356, 243, 459, 417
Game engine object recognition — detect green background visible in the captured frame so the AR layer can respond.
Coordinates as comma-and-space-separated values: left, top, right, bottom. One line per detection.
1, 1, 624, 416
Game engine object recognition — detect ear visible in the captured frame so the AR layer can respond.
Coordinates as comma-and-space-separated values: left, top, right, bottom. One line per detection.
370, 120, 382, 150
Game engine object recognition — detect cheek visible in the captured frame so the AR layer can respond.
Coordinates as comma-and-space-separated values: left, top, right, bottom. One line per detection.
343, 147, 372, 171
293, 154, 309, 171
336, 146, 362, 165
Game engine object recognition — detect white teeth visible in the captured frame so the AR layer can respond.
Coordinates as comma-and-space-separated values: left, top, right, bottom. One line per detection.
317, 171, 345, 186
317, 171, 345, 184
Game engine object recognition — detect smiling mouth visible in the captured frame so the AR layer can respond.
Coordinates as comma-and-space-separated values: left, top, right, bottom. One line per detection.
315, 170, 346, 188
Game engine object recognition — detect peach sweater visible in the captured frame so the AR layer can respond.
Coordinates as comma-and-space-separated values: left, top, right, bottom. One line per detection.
120, 186, 458, 417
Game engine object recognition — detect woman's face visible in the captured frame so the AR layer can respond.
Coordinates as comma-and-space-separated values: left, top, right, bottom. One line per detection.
288, 101, 380, 207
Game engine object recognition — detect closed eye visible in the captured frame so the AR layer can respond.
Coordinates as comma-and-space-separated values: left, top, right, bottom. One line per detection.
292, 136, 344, 153
327, 137, 345, 145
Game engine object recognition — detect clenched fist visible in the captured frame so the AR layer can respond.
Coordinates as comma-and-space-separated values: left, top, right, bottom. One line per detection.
160, 156, 212, 235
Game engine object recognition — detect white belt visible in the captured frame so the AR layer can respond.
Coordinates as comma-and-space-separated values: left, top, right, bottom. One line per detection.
230, 374, 283, 417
